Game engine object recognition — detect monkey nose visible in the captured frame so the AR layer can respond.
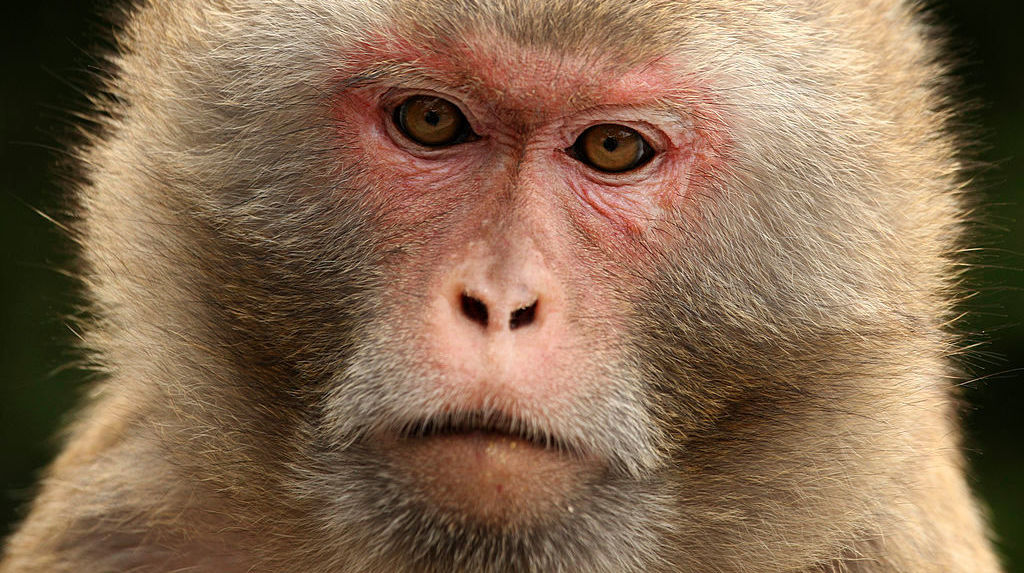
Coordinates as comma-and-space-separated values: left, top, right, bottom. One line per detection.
458, 290, 540, 331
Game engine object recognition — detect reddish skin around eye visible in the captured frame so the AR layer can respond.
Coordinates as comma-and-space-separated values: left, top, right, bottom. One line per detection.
331, 32, 727, 523
335, 30, 726, 248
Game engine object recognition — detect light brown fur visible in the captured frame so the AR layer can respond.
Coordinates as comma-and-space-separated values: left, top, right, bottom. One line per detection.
1, 1, 1001, 571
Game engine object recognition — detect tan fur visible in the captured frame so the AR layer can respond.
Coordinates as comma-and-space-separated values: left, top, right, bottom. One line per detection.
1, 1, 1001, 571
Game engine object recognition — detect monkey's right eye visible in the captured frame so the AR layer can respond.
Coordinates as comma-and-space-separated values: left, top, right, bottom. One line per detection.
393, 96, 474, 147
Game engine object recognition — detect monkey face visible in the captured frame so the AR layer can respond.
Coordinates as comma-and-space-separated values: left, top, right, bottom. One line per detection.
56, 1, 974, 571
308, 36, 699, 554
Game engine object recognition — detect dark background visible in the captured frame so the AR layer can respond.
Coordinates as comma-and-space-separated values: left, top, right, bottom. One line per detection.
1, 0, 1021, 569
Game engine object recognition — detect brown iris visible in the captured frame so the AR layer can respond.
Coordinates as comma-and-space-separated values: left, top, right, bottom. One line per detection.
570, 124, 653, 173
393, 96, 472, 147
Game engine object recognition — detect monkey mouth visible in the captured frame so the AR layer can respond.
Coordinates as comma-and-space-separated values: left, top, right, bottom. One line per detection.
383, 410, 600, 521
395, 410, 577, 456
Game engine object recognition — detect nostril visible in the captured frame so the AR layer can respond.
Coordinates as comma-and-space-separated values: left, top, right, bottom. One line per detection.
460, 292, 489, 328
509, 300, 538, 330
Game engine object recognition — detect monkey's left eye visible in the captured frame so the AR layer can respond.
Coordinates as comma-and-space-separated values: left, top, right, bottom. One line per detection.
393, 96, 475, 147
568, 124, 654, 173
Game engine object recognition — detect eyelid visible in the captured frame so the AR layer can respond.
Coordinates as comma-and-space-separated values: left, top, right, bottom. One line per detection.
380, 88, 482, 129
561, 113, 669, 149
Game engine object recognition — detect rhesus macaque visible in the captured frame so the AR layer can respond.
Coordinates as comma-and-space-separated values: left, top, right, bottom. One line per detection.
0, 0, 1003, 571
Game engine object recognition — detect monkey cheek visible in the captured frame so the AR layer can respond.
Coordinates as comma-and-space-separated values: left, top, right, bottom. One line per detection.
385, 433, 600, 525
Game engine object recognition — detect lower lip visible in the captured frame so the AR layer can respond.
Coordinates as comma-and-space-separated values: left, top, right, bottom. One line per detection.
384, 431, 599, 524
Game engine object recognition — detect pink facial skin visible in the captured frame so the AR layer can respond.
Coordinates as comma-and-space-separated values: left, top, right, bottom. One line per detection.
330, 31, 726, 520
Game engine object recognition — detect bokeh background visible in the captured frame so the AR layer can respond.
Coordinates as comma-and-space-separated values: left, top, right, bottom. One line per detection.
1, 0, 1021, 569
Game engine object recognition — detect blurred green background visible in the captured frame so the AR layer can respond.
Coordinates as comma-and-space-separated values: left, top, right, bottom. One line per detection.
1, 0, 1021, 569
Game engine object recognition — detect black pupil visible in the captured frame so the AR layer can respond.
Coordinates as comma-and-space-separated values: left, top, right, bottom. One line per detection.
424, 110, 440, 126
602, 137, 618, 152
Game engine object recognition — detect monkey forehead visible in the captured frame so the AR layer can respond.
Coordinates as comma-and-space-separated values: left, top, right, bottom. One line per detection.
341, 28, 705, 119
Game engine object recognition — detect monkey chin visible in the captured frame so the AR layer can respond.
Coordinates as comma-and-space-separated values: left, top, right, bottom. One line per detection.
384, 431, 601, 526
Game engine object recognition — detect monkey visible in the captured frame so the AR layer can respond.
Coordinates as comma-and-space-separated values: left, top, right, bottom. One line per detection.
0, 0, 1003, 571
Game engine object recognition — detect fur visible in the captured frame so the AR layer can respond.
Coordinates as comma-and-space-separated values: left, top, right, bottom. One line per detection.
1, 1, 1001, 571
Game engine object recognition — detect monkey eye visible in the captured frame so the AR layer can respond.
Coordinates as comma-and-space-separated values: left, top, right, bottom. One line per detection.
568, 124, 654, 173
393, 95, 475, 147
